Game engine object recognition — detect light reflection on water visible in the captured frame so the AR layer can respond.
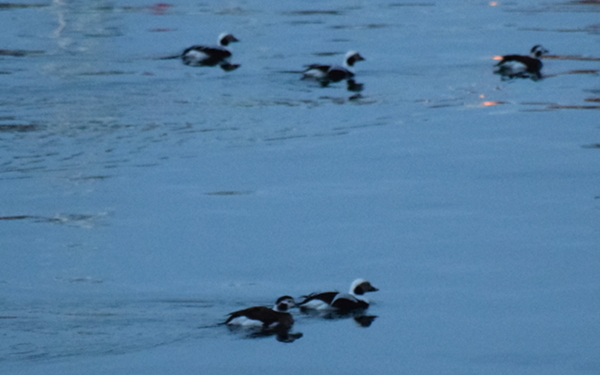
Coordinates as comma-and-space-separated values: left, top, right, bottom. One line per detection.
1, 0, 600, 373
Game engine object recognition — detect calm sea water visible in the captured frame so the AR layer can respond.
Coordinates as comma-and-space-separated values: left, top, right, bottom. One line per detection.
1, 1, 599, 374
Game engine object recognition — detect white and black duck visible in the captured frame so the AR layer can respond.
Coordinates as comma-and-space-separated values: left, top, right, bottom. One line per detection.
165, 33, 240, 71
298, 279, 378, 311
222, 295, 296, 329
302, 51, 365, 86
494, 45, 548, 81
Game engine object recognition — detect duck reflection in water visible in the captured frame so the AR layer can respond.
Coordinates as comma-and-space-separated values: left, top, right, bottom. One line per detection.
221, 295, 303, 343
346, 79, 364, 92
303, 307, 378, 328
247, 325, 304, 343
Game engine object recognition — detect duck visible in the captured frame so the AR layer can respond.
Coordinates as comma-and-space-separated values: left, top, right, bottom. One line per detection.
301, 51, 365, 86
222, 295, 296, 329
494, 45, 548, 81
298, 279, 378, 311
177, 33, 240, 71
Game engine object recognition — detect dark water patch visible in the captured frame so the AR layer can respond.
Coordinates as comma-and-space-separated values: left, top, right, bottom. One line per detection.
545, 54, 600, 61
312, 51, 340, 57
521, 24, 600, 33
0, 3, 46, 10
149, 27, 177, 32
521, 101, 600, 110
331, 23, 390, 29
311, 130, 349, 138
0, 124, 40, 132
548, 103, 600, 110
133, 162, 160, 167
0, 213, 108, 227
205, 190, 253, 196
54, 276, 104, 284
332, 119, 388, 132
0, 49, 44, 57
582, 143, 600, 148
0, 215, 31, 221
428, 103, 459, 109
288, 20, 324, 25
214, 6, 251, 15
319, 94, 376, 105
283, 10, 344, 16
78, 70, 135, 76
557, 69, 599, 76
388, 2, 436, 7
568, 0, 600, 4
264, 134, 309, 142
68, 174, 112, 181
60, 151, 85, 161
178, 126, 240, 135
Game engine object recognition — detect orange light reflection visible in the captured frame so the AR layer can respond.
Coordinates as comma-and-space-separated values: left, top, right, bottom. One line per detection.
482, 101, 502, 106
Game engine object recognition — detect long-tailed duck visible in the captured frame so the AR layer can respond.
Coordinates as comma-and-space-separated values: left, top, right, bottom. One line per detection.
298, 279, 378, 311
177, 33, 240, 71
494, 45, 548, 81
302, 51, 365, 86
222, 296, 296, 329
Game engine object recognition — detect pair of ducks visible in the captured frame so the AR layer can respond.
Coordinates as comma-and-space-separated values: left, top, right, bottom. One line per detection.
170, 33, 549, 83
168, 33, 366, 87
222, 278, 378, 331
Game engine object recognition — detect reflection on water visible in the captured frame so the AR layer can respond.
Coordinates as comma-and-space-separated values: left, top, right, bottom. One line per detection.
0, 3, 46, 10
227, 325, 304, 343
300, 308, 378, 328
0, 49, 44, 57
0, 212, 108, 228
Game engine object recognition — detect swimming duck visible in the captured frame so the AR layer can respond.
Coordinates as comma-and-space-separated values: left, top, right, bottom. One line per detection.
222, 296, 296, 329
298, 279, 378, 311
178, 33, 240, 71
494, 45, 548, 81
302, 51, 365, 86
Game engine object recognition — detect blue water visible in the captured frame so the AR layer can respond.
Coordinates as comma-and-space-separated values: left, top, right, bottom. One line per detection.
1, 1, 600, 374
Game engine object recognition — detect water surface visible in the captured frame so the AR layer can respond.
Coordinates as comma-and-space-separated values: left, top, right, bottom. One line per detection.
1, 1, 599, 374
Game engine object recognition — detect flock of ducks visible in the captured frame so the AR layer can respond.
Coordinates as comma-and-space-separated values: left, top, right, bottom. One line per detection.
164, 33, 550, 85
167, 36, 549, 339
220, 279, 379, 342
